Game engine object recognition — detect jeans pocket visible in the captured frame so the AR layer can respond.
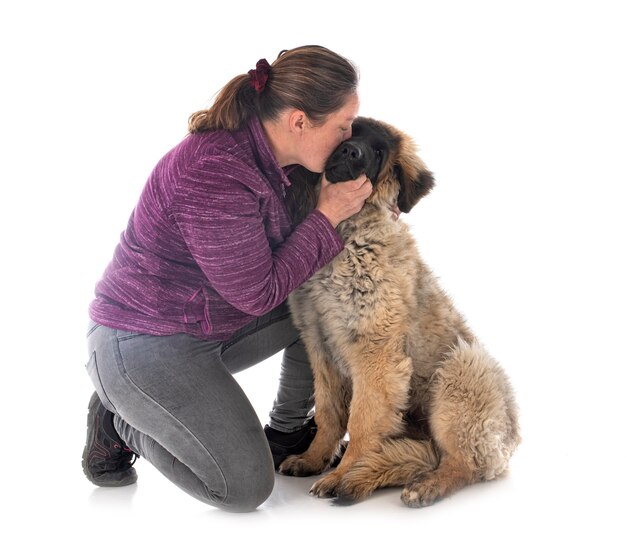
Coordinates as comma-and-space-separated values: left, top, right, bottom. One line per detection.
86, 320, 100, 338
116, 330, 144, 342
86, 351, 116, 413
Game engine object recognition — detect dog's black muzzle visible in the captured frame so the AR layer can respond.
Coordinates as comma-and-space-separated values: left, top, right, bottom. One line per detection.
325, 138, 384, 185
325, 141, 371, 183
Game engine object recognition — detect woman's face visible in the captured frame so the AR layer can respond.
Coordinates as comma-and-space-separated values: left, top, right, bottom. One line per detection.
296, 93, 360, 173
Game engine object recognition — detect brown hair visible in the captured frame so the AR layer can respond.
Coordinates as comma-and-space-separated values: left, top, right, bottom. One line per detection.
188, 45, 359, 133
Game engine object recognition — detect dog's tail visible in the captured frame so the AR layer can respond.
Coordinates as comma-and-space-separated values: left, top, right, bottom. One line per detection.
338, 438, 439, 500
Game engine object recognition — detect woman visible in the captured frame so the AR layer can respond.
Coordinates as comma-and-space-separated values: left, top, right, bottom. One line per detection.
82, 45, 372, 512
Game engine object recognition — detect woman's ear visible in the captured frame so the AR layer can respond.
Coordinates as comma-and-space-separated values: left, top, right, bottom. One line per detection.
288, 110, 307, 134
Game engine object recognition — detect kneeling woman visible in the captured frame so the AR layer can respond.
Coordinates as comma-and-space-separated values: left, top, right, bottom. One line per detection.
82, 45, 372, 511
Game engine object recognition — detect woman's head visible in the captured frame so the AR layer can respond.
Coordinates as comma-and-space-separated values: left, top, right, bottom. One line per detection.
188, 45, 359, 134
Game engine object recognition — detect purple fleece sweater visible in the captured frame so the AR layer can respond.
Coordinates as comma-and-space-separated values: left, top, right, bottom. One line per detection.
89, 117, 344, 340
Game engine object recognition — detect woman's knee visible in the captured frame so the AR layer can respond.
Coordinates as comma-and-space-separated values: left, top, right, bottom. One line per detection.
218, 453, 275, 512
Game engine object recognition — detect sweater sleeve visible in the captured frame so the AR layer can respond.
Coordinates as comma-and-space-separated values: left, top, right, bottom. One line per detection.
172, 158, 344, 317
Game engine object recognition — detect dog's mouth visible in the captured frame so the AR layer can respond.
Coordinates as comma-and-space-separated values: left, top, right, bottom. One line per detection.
325, 141, 383, 184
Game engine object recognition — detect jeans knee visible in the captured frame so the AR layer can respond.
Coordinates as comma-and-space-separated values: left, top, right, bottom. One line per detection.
220, 456, 275, 512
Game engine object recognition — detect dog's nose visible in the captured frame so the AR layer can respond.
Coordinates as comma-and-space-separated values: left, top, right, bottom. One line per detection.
340, 142, 363, 161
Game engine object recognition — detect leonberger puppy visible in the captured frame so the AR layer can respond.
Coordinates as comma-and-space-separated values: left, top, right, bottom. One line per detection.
280, 117, 520, 507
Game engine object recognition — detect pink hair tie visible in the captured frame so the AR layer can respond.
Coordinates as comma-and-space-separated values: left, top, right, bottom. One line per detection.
248, 59, 271, 94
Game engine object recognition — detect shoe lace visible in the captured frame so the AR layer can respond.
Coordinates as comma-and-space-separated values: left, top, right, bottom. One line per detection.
92, 442, 137, 473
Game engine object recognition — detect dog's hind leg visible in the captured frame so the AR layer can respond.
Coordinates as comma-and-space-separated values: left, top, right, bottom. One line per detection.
336, 438, 439, 502
402, 339, 520, 507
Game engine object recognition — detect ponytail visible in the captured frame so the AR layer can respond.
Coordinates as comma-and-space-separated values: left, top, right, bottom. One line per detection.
188, 74, 257, 133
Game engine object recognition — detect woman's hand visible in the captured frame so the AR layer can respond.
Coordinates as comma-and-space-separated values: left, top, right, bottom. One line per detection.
315, 173, 373, 228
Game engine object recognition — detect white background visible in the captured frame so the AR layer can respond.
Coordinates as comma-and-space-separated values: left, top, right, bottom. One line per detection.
2, 1, 625, 541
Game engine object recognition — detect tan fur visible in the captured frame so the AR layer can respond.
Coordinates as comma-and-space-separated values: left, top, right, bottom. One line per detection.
280, 119, 520, 507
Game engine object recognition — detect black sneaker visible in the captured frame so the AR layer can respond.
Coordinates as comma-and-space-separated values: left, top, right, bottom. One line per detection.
82, 392, 138, 487
264, 419, 318, 470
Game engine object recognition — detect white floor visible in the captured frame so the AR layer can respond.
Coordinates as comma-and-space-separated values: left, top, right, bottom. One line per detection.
3, 2, 626, 541
10, 345, 622, 543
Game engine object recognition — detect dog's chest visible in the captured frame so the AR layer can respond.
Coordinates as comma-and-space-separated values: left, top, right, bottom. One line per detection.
293, 219, 415, 346
295, 246, 387, 377
310, 239, 386, 311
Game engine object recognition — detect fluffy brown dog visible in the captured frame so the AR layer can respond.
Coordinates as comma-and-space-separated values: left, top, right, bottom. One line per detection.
280, 117, 520, 507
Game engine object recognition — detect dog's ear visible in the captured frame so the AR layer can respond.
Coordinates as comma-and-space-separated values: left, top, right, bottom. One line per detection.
286, 165, 321, 225
396, 165, 435, 213
390, 128, 435, 213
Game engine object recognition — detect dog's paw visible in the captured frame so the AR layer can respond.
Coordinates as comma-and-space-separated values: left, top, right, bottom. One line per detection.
310, 472, 343, 498
401, 477, 443, 508
310, 462, 379, 502
332, 468, 378, 502
279, 454, 325, 477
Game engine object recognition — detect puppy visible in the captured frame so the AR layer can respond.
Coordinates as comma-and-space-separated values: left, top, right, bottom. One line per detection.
281, 117, 520, 507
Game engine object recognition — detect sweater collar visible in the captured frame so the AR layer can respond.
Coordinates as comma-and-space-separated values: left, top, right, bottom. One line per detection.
246, 116, 292, 188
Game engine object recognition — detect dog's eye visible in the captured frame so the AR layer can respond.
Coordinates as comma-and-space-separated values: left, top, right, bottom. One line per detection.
375, 149, 384, 159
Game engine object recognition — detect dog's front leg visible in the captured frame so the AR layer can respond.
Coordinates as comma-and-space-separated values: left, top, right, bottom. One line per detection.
279, 350, 349, 477
310, 347, 413, 500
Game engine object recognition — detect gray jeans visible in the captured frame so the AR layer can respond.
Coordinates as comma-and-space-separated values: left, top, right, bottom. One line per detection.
85, 302, 314, 511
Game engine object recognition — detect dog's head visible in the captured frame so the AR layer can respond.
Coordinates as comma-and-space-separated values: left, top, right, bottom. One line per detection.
325, 117, 435, 213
